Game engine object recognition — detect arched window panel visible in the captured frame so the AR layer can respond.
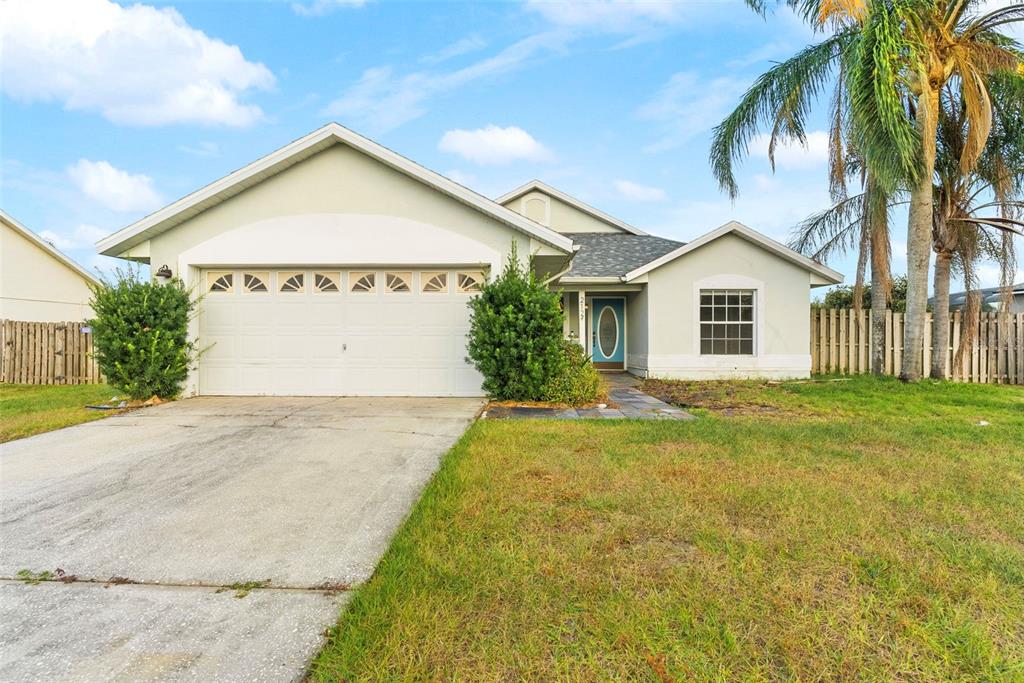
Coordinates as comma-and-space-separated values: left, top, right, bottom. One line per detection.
421, 272, 448, 293
314, 272, 340, 293
243, 272, 269, 293
385, 272, 411, 293
350, 272, 376, 293
207, 272, 234, 293
279, 272, 305, 293
457, 271, 484, 293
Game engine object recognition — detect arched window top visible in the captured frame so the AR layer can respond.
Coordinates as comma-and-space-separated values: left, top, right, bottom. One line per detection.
208, 272, 234, 293
385, 272, 411, 293
314, 272, 340, 293
279, 272, 305, 293
457, 271, 484, 293
422, 272, 448, 293
243, 272, 269, 293
350, 272, 376, 293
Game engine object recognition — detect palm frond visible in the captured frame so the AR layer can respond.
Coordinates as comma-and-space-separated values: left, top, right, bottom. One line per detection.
710, 32, 853, 198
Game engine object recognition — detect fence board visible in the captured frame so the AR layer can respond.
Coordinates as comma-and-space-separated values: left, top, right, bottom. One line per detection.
0, 320, 102, 385
811, 308, 1023, 384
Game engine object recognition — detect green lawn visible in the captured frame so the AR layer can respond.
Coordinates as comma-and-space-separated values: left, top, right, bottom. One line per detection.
310, 376, 1024, 681
1, 383, 117, 443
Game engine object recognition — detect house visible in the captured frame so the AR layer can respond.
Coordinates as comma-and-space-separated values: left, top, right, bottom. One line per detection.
97, 124, 842, 397
1, 210, 98, 322
937, 283, 1024, 313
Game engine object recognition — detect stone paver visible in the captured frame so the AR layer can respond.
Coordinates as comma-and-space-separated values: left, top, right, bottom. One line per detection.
483, 373, 695, 421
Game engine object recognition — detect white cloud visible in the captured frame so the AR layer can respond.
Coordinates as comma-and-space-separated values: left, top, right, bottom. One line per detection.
0, 0, 275, 127
421, 35, 488, 65
38, 224, 109, 251
291, 0, 366, 16
323, 31, 570, 132
526, 0, 689, 32
178, 141, 221, 158
637, 71, 749, 152
614, 179, 667, 202
438, 126, 554, 165
751, 131, 830, 170
67, 160, 163, 213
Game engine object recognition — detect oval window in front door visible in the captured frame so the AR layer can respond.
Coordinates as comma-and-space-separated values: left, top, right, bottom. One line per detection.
598, 305, 618, 358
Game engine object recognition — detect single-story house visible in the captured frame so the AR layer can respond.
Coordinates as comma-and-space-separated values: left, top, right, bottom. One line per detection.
1, 210, 99, 322
97, 123, 842, 397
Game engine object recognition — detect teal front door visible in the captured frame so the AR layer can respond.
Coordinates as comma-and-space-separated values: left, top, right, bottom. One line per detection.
591, 298, 625, 368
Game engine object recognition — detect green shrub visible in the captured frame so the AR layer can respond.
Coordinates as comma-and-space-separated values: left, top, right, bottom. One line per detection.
541, 340, 602, 405
89, 268, 199, 400
466, 244, 566, 401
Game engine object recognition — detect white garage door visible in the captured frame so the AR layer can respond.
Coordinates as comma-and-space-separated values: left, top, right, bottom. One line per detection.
197, 268, 485, 396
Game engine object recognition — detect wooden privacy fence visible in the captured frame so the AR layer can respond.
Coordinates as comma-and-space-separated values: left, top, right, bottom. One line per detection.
1, 320, 103, 385
811, 308, 1024, 384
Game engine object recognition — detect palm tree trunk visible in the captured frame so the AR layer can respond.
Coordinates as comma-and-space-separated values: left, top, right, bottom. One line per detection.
870, 249, 889, 374
901, 86, 939, 382
929, 251, 952, 379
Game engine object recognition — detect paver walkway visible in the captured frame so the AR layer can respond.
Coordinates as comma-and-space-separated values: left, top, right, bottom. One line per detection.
482, 373, 695, 420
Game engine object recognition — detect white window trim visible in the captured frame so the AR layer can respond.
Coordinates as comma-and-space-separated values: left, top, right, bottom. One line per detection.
692, 274, 765, 359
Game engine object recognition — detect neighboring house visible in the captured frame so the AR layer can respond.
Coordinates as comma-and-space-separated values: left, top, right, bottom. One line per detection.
933, 283, 1024, 313
1, 210, 98, 322
97, 124, 842, 397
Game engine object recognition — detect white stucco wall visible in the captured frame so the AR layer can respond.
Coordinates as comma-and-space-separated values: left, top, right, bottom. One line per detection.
645, 233, 814, 379
501, 190, 625, 234
625, 288, 648, 375
0, 220, 94, 322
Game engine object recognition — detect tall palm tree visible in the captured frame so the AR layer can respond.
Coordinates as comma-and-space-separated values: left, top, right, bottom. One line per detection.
713, 0, 1023, 381
847, 0, 1023, 380
930, 74, 1024, 377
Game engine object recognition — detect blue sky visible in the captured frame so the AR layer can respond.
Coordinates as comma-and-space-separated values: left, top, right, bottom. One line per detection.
2, 0, 1020, 292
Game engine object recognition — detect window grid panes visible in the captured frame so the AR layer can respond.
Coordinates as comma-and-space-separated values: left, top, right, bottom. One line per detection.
421, 272, 448, 293
699, 289, 754, 355
457, 271, 483, 293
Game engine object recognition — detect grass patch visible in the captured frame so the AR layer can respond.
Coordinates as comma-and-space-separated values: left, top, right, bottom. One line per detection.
310, 376, 1024, 681
216, 579, 271, 598
1, 383, 118, 443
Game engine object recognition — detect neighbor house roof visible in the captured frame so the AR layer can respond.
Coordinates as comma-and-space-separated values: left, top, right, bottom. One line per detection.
623, 220, 843, 284
496, 180, 648, 236
936, 282, 1024, 309
1, 209, 100, 285
563, 232, 683, 278
97, 123, 575, 257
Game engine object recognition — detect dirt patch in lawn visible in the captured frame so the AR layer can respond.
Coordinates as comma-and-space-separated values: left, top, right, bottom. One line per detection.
640, 379, 817, 417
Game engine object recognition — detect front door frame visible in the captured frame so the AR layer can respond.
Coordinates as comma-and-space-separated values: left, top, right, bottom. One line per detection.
589, 295, 626, 370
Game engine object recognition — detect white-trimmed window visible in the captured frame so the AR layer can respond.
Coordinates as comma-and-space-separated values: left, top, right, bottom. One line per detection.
699, 289, 754, 355
207, 271, 234, 293
350, 271, 376, 293
242, 272, 269, 293
385, 271, 411, 293
457, 271, 484, 293
279, 271, 305, 293
314, 272, 340, 293
421, 271, 448, 293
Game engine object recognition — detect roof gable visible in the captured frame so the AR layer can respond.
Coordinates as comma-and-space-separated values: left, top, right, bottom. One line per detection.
98, 124, 573, 257
496, 180, 647, 236
624, 221, 843, 284
1, 210, 99, 285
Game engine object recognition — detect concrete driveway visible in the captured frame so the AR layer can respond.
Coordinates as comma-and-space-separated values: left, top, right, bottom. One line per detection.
0, 396, 481, 682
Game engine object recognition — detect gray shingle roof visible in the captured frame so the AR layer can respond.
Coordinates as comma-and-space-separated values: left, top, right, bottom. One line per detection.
566, 232, 684, 278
